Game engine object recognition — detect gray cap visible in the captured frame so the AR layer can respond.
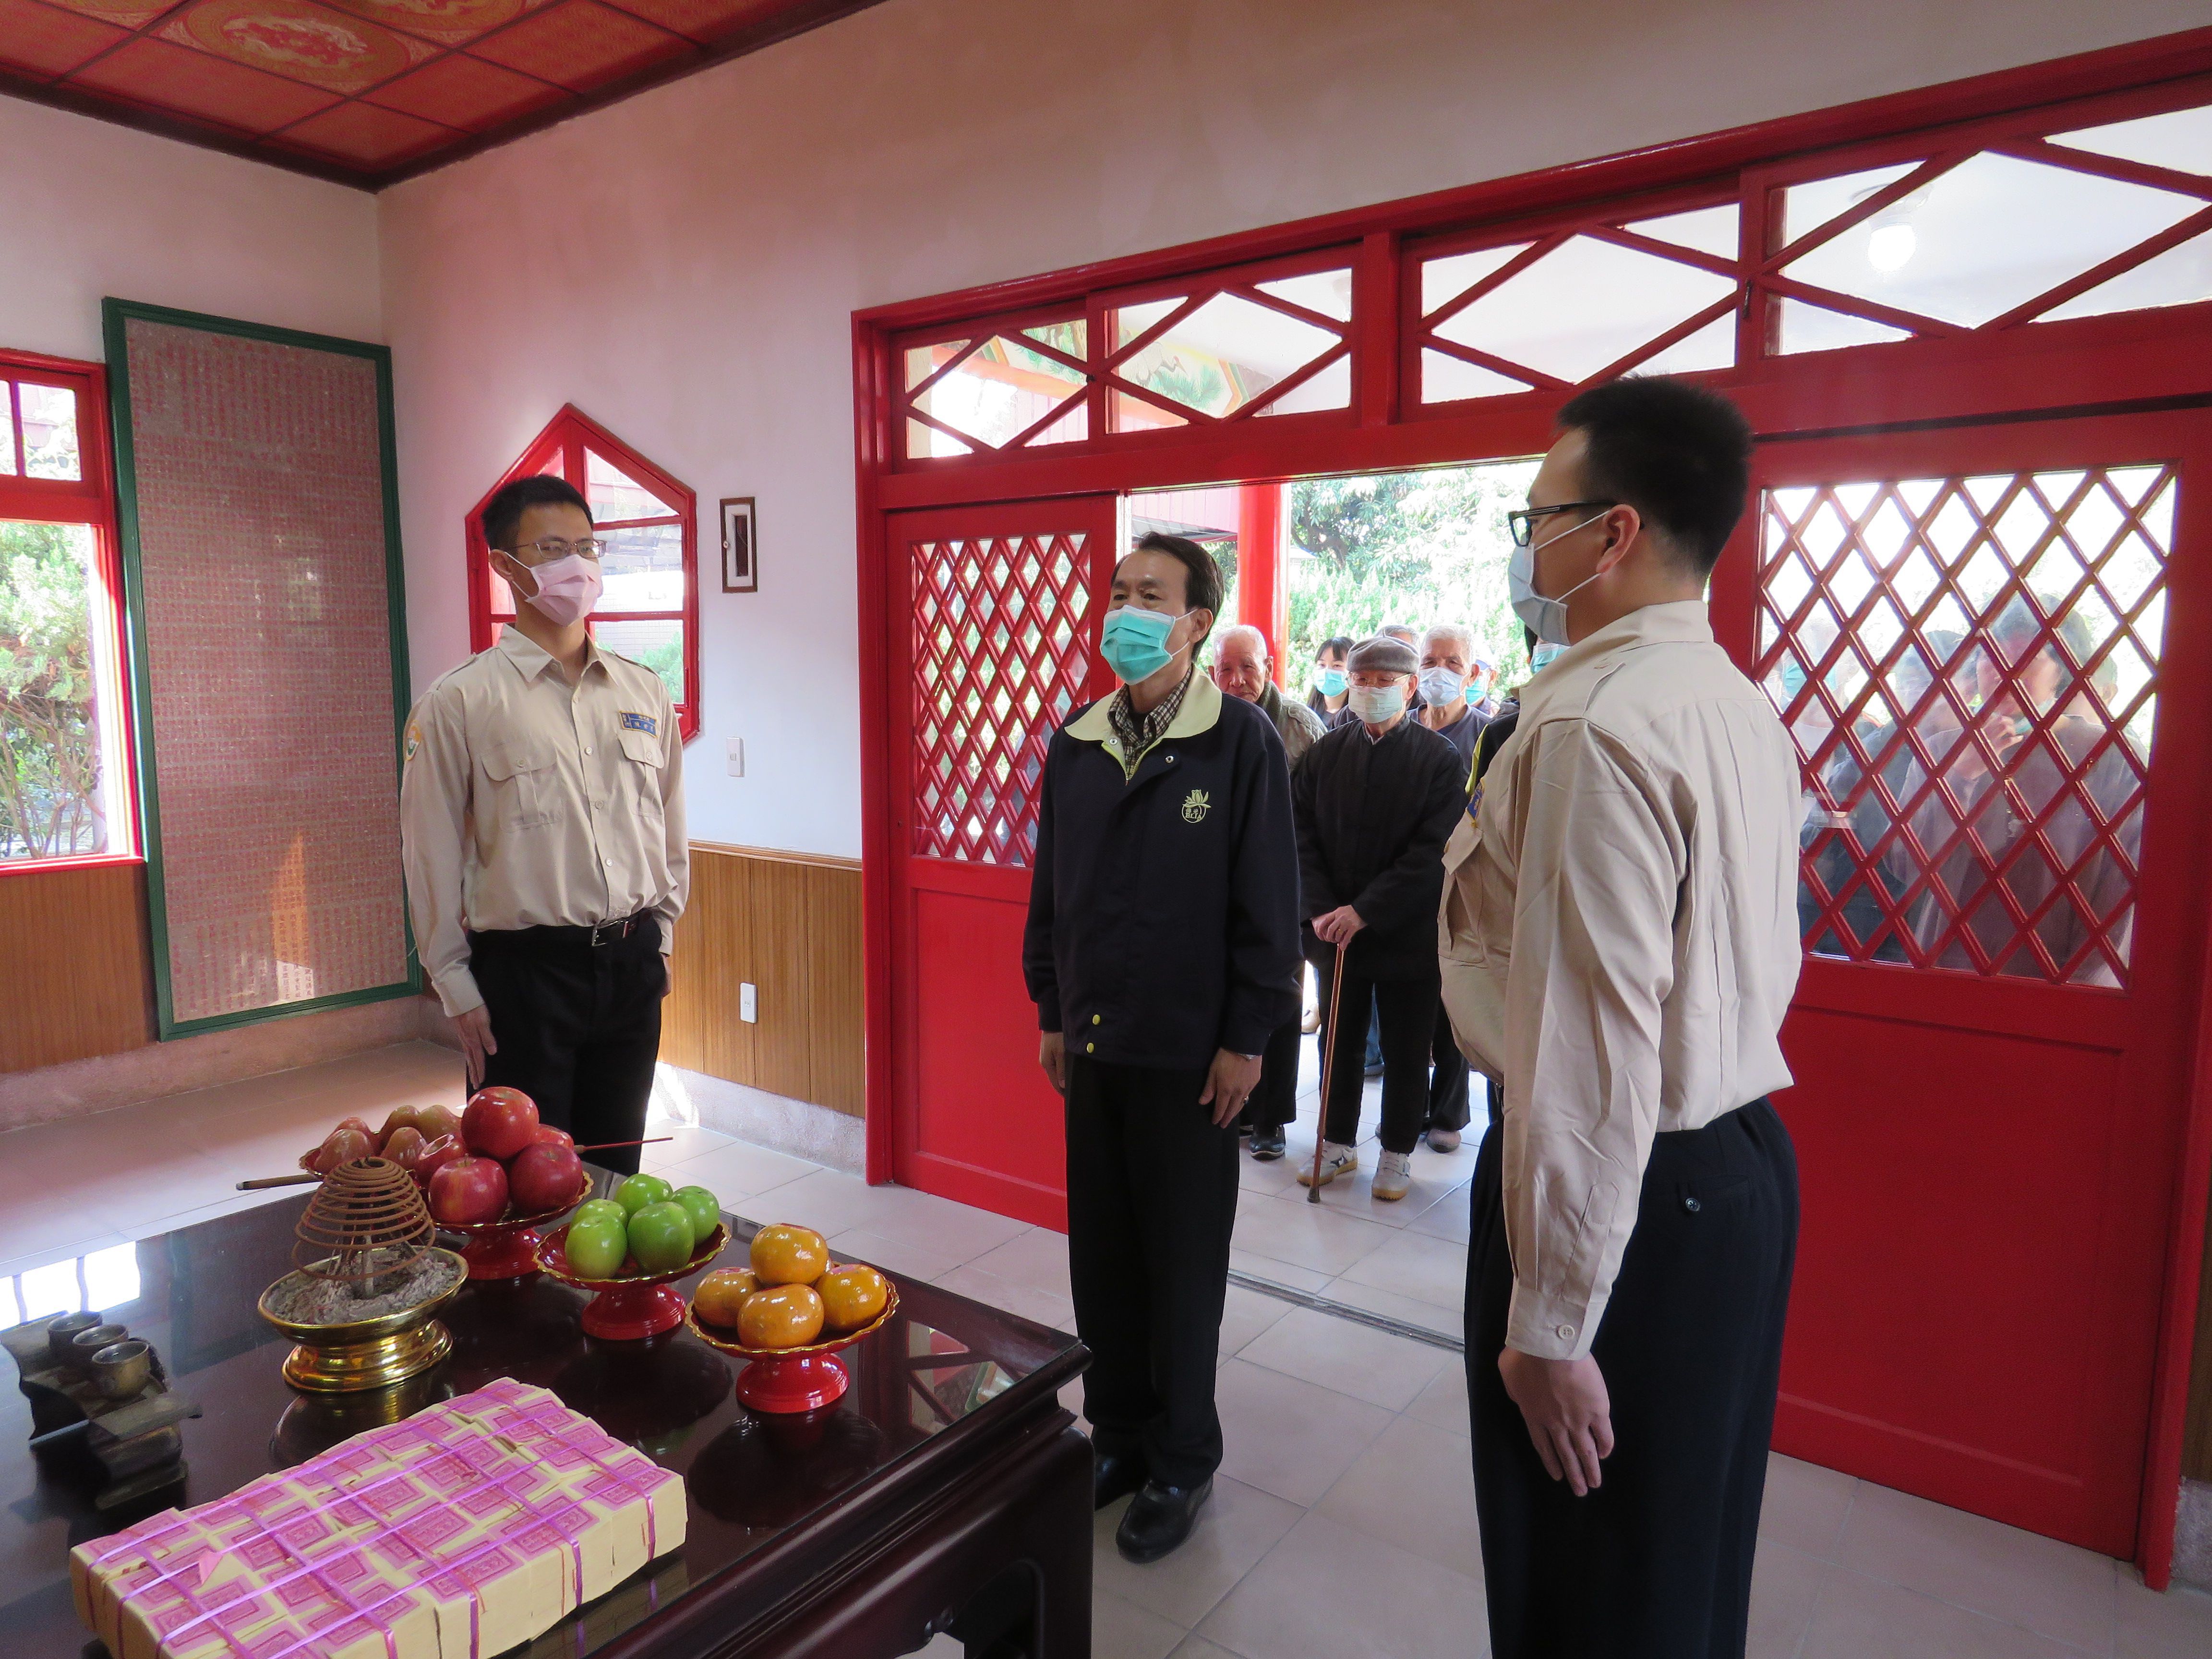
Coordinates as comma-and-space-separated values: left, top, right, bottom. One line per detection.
1346, 635, 1417, 675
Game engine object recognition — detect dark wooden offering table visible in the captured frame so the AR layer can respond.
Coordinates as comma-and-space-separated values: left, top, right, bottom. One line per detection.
2, 1181, 1093, 1659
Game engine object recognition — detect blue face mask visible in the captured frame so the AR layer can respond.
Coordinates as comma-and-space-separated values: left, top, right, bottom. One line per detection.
1315, 666, 1347, 697
1529, 642, 1563, 672
1100, 605, 1188, 684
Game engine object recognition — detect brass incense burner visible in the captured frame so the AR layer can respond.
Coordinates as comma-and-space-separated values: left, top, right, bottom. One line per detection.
257, 1158, 466, 1393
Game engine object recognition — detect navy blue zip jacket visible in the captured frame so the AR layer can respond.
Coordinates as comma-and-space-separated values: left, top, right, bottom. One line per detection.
1023, 672, 1302, 1070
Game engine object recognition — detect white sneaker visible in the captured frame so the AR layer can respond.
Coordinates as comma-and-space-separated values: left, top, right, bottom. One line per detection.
1297, 1142, 1358, 1187
1425, 1127, 1462, 1153
1372, 1150, 1413, 1201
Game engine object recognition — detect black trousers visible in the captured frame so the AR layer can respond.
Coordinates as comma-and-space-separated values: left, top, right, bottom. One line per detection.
1241, 1015, 1305, 1131
1467, 1097, 1798, 1659
469, 916, 666, 1177
1316, 962, 1437, 1154
1065, 1055, 1239, 1489
1426, 1001, 1471, 1133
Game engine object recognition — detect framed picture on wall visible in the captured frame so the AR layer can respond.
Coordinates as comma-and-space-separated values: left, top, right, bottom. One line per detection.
721, 497, 757, 592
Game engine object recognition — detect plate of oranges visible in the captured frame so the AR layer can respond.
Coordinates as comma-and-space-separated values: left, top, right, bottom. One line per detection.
684, 1224, 897, 1412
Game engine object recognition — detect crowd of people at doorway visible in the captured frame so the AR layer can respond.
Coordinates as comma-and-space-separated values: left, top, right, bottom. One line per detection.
1024, 374, 1804, 1658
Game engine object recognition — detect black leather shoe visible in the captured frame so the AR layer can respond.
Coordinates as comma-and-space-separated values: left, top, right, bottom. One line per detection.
1093, 1447, 1146, 1511
1115, 1478, 1212, 1563
1250, 1124, 1286, 1161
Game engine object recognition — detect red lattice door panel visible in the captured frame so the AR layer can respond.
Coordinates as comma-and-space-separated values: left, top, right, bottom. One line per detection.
885, 495, 1121, 1227
1708, 409, 2212, 1557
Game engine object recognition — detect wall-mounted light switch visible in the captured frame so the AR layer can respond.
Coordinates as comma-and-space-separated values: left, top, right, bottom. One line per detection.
740, 982, 757, 1023
726, 738, 745, 777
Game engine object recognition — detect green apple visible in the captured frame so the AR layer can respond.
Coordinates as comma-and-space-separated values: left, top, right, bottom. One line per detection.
627, 1202, 696, 1274
564, 1215, 627, 1279
673, 1185, 721, 1242
614, 1173, 672, 1218
573, 1198, 625, 1230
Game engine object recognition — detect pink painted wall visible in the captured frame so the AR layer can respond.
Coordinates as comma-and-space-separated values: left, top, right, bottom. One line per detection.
375, 0, 2203, 859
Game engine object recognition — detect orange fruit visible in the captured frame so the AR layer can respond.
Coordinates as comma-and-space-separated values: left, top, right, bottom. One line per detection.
749, 1224, 829, 1286
817, 1264, 889, 1332
693, 1268, 758, 1329
738, 1283, 825, 1349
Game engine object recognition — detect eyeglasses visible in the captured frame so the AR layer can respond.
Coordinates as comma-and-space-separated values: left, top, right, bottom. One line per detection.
1506, 501, 1614, 547
503, 536, 606, 563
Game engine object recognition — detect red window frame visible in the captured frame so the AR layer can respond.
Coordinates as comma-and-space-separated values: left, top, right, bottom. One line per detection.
0, 347, 136, 876
464, 405, 700, 742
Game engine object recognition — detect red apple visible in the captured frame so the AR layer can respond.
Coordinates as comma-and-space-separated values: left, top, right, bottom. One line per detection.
309, 1127, 375, 1174
430, 1156, 509, 1226
508, 1142, 585, 1214
381, 1125, 427, 1171
530, 1125, 575, 1151
412, 1132, 466, 1185
463, 1088, 539, 1159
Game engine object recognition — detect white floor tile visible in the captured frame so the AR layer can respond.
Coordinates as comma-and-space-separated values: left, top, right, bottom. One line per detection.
1230, 1191, 1396, 1277
934, 1263, 1076, 1333
1198, 1509, 1491, 1659
1333, 1226, 1467, 1312
1314, 1275, 1461, 1340
1215, 1285, 1294, 1360
1311, 1415, 1484, 1579
2116, 1572, 2212, 1658
1094, 1475, 1303, 1628
1093, 1586, 1187, 1659
1748, 1539, 1829, 1659
674, 1140, 819, 1205
1236, 1305, 1449, 1412
1801, 1566, 2087, 1658
1760, 1452, 1857, 1562
825, 1226, 966, 1285
1227, 1249, 1332, 1297
1210, 1358, 1394, 1507
962, 1226, 1071, 1301
1403, 1362, 1472, 1440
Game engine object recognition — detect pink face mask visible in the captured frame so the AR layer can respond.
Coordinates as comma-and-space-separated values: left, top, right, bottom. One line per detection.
513, 552, 602, 627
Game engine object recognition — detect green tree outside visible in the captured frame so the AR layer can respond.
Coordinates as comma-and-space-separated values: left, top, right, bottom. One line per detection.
0, 518, 107, 860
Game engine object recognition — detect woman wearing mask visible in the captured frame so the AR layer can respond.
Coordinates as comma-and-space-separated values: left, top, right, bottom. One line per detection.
1306, 635, 1356, 728
1290, 635, 1468, 1201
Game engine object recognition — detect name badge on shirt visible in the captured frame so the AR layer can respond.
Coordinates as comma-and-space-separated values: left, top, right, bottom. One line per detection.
620, 712, 658, 735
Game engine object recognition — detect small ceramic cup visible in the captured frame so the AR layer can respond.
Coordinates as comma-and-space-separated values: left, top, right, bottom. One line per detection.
68, 1323, 129, 1373
47, 1312, 102, 1369
89, 1339, 152, 1400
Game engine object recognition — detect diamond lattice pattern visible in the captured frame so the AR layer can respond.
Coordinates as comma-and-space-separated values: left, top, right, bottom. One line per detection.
1760, 465, 2174, 987
912, 531, 1094, 865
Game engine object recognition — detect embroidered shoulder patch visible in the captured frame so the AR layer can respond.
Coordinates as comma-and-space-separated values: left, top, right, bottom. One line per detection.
620, 712, 658, 735
404, 720, 421, 762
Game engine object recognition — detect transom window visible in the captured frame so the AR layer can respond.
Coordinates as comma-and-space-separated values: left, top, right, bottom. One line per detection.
0, 352, 133, 869
466, 406, 699, 742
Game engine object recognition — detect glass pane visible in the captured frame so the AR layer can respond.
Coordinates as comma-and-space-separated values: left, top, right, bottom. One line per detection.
1111, 293, 1339, 418
0, 386, 14, 475
600, 520, 684, 611
906, 419, 973, 458
1775, 297, 1915, 355
1432, 234, 1736, 382
1637, 311, 1736, 374
1619, 204, 1739, 259
1419, 243, 1532, 318
1, 520, 119, 861
586, 448, 676, 521
1116, 298, 1183, 348
1780, 162, 1919, 246
2039, 228, 2212, 322
19, 383, 80, 481
906, 339, 968, 389
1780, 152, 2202, 327
1253, 268, 1354, 321
1255, 353, 1350, 416
1022, 320, 1087, 359
910, 336, 1086, 450
2048, 104, 2212, 177
1421, 348, 1528, 403
1110, 390, 1186, 433
594, 617, 684, 702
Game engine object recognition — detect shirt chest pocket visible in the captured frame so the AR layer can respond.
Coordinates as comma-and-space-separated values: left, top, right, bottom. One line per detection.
618, 726, 666, 824
482, 740, 559, 831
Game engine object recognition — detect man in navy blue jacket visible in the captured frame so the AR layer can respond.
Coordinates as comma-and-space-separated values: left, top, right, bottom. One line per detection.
1024, 531, 1301, 1565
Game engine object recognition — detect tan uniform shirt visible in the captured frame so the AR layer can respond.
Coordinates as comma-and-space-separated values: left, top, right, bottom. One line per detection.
1438, 601, 1800, 1361
401, 626, 688, 1018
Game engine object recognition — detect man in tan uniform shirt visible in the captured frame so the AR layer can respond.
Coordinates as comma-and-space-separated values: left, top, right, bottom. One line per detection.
1440, 378, 1801, 1657
401, 474, 686, 1174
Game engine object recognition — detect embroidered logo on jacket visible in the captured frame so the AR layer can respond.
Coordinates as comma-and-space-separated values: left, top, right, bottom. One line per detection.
1181, 788, 1211, 824
620, 712, 658, 735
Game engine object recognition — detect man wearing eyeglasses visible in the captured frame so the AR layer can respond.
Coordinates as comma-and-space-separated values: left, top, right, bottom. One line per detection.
1440, 377, 1800, 1657
401, 474, 686, 1174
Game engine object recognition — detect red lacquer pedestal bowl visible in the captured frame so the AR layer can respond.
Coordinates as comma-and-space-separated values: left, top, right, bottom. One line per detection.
437, 1174, 593, 1280
536, 1223, 728, 1340
683, 1281, 899, 1414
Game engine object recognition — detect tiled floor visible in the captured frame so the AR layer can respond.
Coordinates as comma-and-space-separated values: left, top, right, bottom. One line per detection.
5, 1038, 2211, 1658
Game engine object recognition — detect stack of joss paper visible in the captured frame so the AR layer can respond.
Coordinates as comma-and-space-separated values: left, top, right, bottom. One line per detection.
71, 1380, 685, 1659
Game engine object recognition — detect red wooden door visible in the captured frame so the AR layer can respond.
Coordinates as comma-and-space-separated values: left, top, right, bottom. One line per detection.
1708, 409, 2212, 1555
884, 495, 1122, 1228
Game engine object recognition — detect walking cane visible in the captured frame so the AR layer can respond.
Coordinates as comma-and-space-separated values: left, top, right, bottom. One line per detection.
1307, 943, 1348, 1204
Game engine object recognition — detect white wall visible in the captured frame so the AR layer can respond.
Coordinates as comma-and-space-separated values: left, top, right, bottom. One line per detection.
0, 97, 380, 361
378, 0, 2202, 859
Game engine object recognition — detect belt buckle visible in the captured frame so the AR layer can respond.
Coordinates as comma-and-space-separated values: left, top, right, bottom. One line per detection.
590, 918, 625, 948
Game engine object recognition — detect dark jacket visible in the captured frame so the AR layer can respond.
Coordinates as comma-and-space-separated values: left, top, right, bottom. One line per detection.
1024, 673, 1302, 1069
1293, 715, 1467, 980
1418, 702, 1487, 779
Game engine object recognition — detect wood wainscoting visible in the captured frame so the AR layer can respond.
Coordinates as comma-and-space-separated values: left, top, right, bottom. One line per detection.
0, 861, 156, 1072
660, 843, 863, 1117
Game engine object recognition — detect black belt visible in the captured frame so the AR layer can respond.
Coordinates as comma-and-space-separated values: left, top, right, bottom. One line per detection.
468, 912, 654, 950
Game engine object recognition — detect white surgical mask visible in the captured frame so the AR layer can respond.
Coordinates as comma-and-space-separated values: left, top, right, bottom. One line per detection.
1417, 666, 1466, 709
1348, 682, 1406, 724
1508, 510, 1609, 647
510, 552, 603, 627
